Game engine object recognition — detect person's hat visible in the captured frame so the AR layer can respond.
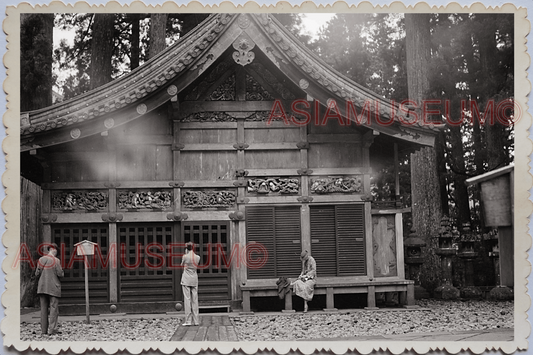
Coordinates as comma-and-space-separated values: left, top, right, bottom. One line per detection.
300, 250, 308, 259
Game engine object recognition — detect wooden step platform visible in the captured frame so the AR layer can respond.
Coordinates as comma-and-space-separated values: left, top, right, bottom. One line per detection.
170, 315, 238, 341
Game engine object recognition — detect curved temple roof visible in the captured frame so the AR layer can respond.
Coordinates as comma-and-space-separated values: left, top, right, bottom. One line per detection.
21, 13, 443, 152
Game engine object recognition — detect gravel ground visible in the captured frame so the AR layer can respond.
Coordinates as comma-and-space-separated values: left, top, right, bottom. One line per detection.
19, 300, 513, 342
231, 299, 514, 341
20, 317, 182, 341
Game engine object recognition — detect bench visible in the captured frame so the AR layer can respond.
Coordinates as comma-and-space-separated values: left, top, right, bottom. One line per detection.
240, 278, 415, 313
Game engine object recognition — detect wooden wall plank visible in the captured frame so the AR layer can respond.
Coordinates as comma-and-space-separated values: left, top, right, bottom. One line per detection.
244, 151, 300, 169
244, 128, 300, 143
156, 145, 173, 181
178, 152, 237, 180
308, 143, 361, 168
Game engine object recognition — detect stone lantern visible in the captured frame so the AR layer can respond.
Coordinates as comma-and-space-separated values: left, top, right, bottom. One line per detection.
434, 216, 460, 299
404, 229, 429, 299
458, 223, 482, 298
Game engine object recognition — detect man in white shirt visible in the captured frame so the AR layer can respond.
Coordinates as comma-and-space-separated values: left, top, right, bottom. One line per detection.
180, 242, 201, 326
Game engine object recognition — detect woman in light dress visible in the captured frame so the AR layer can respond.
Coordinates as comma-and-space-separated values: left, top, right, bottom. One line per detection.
291, 250, 317, 313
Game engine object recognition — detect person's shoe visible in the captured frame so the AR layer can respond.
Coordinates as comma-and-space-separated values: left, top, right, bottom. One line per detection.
49, 330, 61, 335
303, 304, 308, 313
182, 322, 192, 326
193, 323, 200, 326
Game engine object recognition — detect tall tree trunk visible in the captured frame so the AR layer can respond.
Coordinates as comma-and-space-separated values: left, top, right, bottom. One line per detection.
20, 13, 54, 111
477, 15, 511, 171
448, 125, 471, 227
148, 14, 168, 60
130, 14, 140, 70
405, 14, 443, 293
89, 14, 115, 90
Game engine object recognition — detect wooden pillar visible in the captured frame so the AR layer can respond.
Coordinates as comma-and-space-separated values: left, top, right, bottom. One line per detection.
283, 289, 294, 312
108, 188, 118, 303
242, 290, 251, 312
324, 287, 337, 311
107, 141, 118, 304
42, 190, 51, 244
395, 213, 405, 279
365, 285, 378, 309
364, 202, 374, 280
300, 124, 310, 255
394, 142, 400, 200
498, 226, 514, 287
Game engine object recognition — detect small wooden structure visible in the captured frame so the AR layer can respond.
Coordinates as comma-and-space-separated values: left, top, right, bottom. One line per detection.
21, 14, 441, 312
466, 164, 514, 287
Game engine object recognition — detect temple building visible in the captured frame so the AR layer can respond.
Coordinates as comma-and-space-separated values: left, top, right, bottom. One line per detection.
20, 13, 442, 313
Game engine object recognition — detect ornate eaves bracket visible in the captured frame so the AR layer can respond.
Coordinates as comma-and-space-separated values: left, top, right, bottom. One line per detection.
229, 211, 245, 221
41, 214, 58, 224
235, 169, 249, 178
167, 212, 189, 221
297, 169, 313, 176
233, 143, 249, 150
297, 196, 314, 203
169, 181, 185, 188
101, 213, 124, 222
232, 34, 256, 67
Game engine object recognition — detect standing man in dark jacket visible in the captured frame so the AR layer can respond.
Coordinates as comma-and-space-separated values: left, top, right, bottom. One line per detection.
35, 243, 64, 335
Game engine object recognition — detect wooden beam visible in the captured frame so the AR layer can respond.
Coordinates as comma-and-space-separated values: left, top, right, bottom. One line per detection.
245, 196, 302, 204
308, 167, 372, 175
179, 101, 290, 115
179, 122, 238, 130
245, 169, 298, 176
307, 134, 362, 144
113, 135, 173, 146
307, 195, 368, 203
47, 152, 109, 162
244, 121, 297, 129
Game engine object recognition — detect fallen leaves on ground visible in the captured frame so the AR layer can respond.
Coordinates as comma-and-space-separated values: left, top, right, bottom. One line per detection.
230, 299, 514, 341
20, 317, 182, 342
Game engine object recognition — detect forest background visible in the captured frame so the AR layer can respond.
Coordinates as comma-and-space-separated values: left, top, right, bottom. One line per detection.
20, 12, 514, 299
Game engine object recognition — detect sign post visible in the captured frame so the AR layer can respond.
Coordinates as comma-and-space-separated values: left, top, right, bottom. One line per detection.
74, 240, 97, 324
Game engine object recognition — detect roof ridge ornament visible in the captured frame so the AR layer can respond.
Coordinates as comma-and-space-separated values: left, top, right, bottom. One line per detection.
232, 34, 256, 66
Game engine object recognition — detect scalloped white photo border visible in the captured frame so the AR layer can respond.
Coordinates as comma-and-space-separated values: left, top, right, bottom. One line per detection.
2, 1, 531, 354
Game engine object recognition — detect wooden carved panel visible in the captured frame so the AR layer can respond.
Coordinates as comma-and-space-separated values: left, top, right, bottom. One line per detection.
245, 74, 275, 100
310, 176, 363, 194
372, 215, 397, 277
181, 112, 236, 122
51, 191, 108, 212
206, 74, 235, 101
247, 178, 300, 194
182, 190, 236, 208
117, 190, 172, 210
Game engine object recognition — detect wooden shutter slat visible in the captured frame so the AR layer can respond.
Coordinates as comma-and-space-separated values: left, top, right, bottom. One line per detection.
336, 205, 366, 276
310, 206, 337, 276
246, 206, 275, 279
